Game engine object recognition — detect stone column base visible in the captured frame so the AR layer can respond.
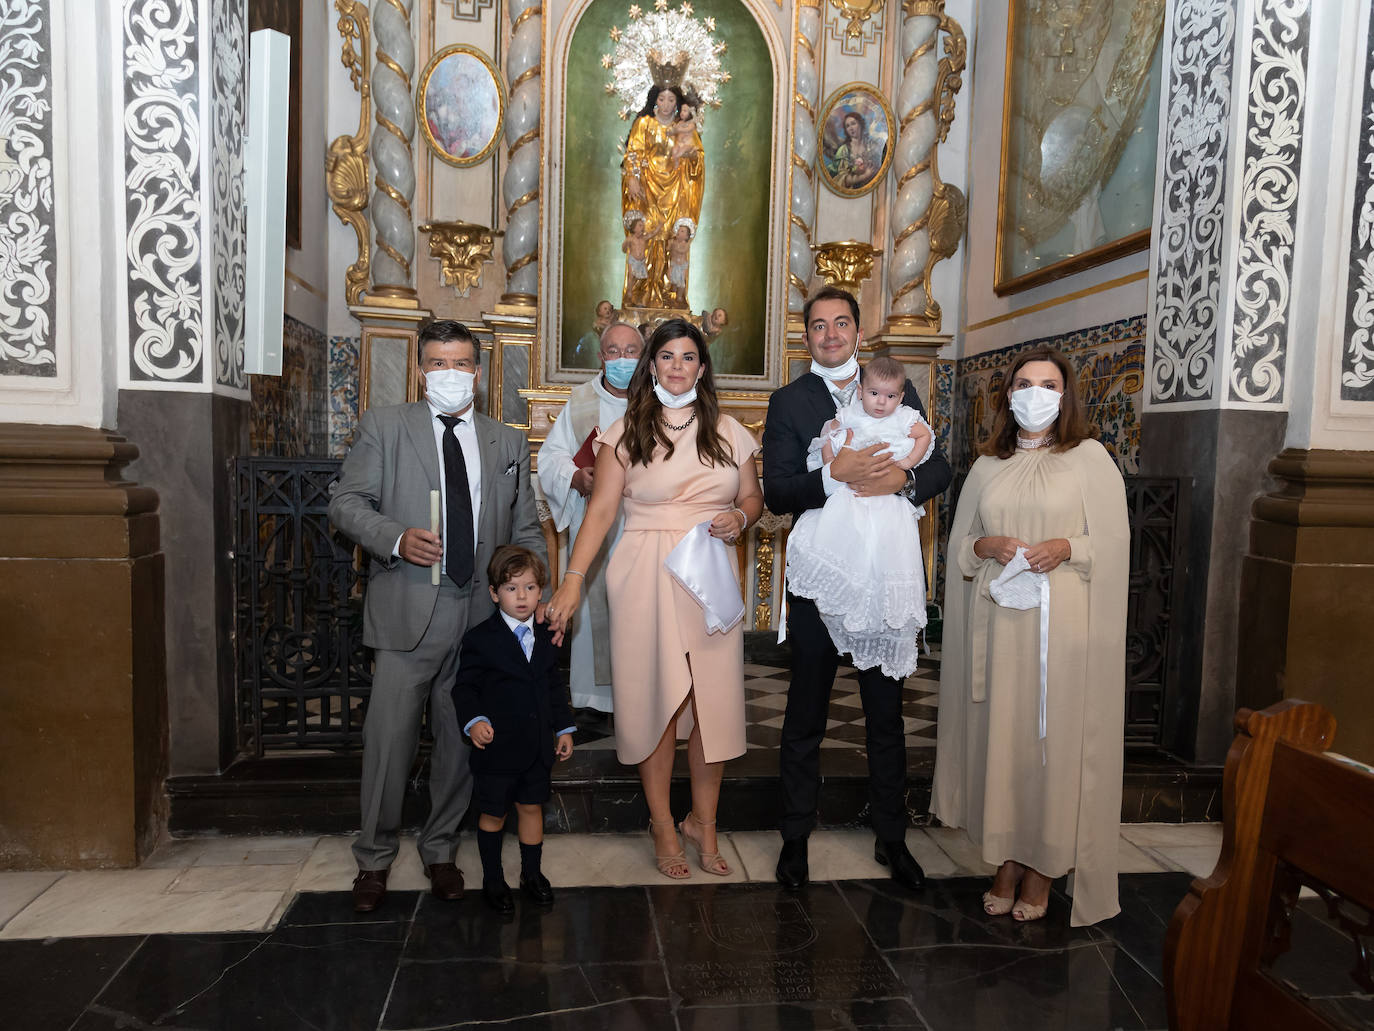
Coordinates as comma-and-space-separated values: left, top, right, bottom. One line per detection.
1237, 448, 1374, 763
0, 424, 167, 868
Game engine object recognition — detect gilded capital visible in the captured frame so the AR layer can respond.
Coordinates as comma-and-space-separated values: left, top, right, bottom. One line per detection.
419, 221, 497, 295
812, 240, 880, 296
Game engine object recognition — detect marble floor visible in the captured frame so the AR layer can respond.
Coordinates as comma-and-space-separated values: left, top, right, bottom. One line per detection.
4, 823, 1366, 1030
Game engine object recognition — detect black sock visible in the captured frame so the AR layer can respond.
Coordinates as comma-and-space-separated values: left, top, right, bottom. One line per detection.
477, 829, 504, 884
519, 840, 542, 879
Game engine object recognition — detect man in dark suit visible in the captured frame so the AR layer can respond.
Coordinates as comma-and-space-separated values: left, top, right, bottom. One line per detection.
452, 546, 575, 912
329, 320, 548, 912
762, 286, 953, 893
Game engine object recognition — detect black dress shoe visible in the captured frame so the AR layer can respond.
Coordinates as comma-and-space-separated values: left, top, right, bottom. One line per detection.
483, 879, 514, 914
776, 837, 809, 892
519, 872, 555, 907
352, 868, 389, 912
874, 837, 927, 891
426, 862, 465, 901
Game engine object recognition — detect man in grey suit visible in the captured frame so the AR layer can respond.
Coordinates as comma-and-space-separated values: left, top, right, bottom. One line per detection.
329, 319, 549, 912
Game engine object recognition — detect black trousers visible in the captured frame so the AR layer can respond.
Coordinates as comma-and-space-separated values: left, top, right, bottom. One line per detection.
778, 593, 909, 842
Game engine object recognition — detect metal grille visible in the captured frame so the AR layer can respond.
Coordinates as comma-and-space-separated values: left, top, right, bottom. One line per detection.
1123, 476, 1184, 748
234, 458, 371, 754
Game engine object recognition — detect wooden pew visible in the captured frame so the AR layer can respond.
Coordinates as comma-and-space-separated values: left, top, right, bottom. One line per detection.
1164, 699, 1374, 1030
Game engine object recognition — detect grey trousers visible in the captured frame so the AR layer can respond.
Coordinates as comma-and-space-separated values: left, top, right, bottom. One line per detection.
353, 582, 475, 870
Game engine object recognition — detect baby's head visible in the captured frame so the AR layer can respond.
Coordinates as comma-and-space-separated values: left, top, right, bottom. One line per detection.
594, 299, 614, 326
630, 218, 646, 238
487, 546, 547, 622
679, 104, 695, 122
674, 225, 691, 242
859, 356, 906, 418
710, 307, 728, 329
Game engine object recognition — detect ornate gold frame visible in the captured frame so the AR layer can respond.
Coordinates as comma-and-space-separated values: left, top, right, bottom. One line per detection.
415, 44, 506, 169
817, 82, 897, 199
992, 4, 1156, 296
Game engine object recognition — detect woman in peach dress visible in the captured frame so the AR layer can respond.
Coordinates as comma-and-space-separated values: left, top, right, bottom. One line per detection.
547, 319, 762, 879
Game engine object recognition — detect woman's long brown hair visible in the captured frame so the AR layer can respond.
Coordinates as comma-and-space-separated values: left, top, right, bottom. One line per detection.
620, 319, 736, 469
982, 346, 1097, 459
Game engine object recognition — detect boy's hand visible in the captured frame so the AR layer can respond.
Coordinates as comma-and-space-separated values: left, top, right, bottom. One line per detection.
470, 721, 494, 748
555, 733, 573, 760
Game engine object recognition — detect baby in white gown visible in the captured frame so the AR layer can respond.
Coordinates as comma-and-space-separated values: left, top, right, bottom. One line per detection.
786, 356, 934, 679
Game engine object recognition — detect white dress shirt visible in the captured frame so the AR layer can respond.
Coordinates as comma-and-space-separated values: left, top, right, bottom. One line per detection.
392, 402, 483, 573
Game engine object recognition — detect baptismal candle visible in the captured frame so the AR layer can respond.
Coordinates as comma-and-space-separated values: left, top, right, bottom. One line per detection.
429, 489, 441, 586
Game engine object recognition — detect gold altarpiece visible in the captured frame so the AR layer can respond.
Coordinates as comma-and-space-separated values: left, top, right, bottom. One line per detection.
327, 0, 966, 630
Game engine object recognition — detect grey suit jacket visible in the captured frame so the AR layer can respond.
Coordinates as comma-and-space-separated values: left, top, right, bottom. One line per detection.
328, 401, 549, 652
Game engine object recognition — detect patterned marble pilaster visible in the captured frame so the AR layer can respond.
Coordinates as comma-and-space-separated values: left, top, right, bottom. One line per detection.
211, 0, 247, 391
0, 0, 58, 379
1147, 0, 1238, 407
1342, 0, 1374, 402
122, 0, 205, 384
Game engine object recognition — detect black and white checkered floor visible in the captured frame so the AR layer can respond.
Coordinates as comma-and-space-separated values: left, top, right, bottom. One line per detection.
570, 650, 941, 754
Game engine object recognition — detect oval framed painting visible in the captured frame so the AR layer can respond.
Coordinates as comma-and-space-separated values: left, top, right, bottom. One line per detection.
818, 82, 896, 198
417, 45, 505, 168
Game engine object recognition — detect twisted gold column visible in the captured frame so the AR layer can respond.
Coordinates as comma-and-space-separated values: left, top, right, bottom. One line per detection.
787, 0, 823, 313
888, 0, 965, 330
369, 0, 416, 297
502, 0, 542, 303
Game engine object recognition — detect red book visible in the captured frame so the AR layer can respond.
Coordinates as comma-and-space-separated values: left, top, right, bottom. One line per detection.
572, 427, 599, 469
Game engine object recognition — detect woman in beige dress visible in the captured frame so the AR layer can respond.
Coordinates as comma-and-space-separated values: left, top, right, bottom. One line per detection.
547, 319, 762, 879
932, 347, 1129, 926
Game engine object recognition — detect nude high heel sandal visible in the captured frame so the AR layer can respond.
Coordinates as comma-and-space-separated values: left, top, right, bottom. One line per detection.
649, 818, 690, 879
679, 812, 730, 876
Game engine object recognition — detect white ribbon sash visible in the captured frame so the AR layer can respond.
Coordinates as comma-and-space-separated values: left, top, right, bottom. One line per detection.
989, 547, 1050, 765
664, 521, 745, 635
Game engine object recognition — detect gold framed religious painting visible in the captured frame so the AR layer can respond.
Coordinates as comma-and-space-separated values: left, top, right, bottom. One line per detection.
417, 45, 505, 168
818, 83, 895, 197
994, 0, 1166, 295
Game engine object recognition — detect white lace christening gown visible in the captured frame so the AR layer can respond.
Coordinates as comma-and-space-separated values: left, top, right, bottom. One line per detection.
785, 396, 933, 679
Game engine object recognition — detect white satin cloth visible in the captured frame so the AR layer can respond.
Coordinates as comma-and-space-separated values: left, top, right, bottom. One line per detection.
663, 521, 745, 634
989, 547, 1050, 764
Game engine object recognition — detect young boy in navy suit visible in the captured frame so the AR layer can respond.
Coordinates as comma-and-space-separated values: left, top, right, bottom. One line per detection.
452, 546, 575, 912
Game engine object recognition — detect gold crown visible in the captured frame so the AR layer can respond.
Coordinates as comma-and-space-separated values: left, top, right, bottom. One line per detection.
648, 49, 690, 89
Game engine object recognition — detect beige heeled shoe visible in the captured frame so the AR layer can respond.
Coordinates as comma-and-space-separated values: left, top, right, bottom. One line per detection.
1012, 898, 1048, 922
649, 818, 690, 880
679, 811, 730, 876
982, 891, 1015, 916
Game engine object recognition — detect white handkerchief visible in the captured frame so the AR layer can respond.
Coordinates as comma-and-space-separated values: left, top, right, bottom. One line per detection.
664, 522, 745, 635
989, 547, 1051, 764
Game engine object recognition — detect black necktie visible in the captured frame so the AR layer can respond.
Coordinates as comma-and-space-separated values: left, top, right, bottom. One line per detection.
437, 415, 474, 587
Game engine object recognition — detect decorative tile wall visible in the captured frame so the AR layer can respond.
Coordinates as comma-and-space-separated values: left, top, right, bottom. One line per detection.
930, 315, 1146, 610
328, 335, 361, 457
250, 316, 328, 456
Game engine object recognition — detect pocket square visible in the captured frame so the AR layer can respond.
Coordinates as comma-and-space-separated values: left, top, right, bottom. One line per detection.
503, 460, 518, 476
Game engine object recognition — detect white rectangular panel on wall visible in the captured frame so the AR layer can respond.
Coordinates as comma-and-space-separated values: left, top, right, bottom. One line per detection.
245, 28, 289, 377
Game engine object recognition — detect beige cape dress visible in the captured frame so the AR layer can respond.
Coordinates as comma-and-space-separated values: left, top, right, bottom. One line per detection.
931, 438, 1129, 926
596, 415, 758, 765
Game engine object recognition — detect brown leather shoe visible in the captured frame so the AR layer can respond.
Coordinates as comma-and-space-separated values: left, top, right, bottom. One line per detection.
426, 861, 466, 901
352, 868, 388, 912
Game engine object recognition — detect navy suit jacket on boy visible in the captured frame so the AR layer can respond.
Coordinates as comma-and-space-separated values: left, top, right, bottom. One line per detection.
451, 611, 575, 776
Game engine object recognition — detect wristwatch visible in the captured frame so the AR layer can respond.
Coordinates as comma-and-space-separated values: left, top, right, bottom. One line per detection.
898, 467, 919, 500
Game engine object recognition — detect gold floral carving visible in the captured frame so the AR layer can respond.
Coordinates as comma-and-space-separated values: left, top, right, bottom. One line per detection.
327, 0, 371, 305
827, 0, 883, 38
418, 221, 497, 295
812, 240, 880, 296
752, 510, 791, 630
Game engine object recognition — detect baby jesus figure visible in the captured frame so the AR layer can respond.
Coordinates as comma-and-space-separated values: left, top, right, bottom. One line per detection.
670, 103, 700, 161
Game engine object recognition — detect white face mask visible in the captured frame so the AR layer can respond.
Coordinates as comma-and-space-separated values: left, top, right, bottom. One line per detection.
653, 376, 698, 409
1009, 385, 1062, 433
810, 339, 860, 384
425, 368, 476, 414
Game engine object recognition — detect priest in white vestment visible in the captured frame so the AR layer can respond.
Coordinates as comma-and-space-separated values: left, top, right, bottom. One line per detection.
536, 321, 641, 711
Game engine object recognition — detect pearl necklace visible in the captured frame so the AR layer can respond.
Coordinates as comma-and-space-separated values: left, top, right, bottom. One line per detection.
1017, 433, 1056, 450
662, 411, 697, 432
